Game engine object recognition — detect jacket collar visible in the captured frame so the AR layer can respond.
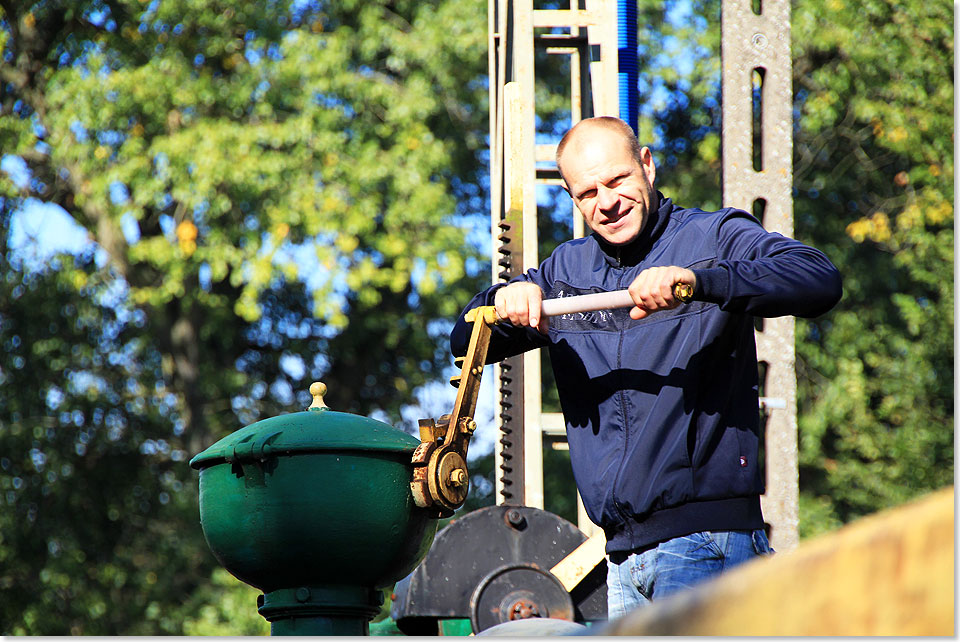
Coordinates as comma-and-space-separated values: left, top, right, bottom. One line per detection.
593, 192, 673, 267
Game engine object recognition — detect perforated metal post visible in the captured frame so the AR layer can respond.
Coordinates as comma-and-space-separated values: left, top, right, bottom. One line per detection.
721, 0, 798, 552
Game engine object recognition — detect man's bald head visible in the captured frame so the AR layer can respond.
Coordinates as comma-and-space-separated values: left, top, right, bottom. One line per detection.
556, 117, 645, 185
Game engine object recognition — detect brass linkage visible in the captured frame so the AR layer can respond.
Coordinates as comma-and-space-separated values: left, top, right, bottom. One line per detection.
411, 306, 498, 517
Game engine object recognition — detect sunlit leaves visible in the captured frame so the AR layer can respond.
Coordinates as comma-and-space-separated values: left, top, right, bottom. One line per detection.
1, 0, 487, 634
793, 0, 953, 533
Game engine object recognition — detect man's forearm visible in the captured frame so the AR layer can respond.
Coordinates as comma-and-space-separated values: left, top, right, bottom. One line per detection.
698, 212, 843, 318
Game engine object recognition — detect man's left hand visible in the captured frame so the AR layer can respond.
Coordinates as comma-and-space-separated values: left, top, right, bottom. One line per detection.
626, 266, 696, 320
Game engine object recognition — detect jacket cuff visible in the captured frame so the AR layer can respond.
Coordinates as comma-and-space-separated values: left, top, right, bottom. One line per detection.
482, 282, 510, 307
691, 266, 729, 304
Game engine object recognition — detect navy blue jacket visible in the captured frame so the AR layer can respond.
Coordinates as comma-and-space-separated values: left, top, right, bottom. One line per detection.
451, 195, 842, 554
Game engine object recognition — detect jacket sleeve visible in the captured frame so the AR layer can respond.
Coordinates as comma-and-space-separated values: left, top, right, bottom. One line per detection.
450, 274, 553, 363
691, 209, 842, 318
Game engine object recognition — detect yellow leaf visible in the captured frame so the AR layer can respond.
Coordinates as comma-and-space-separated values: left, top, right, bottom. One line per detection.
887, 126, 908, 144
176, 220, 198, 242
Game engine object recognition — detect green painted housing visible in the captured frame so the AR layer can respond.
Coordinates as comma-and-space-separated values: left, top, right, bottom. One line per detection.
190, 404, 439, 634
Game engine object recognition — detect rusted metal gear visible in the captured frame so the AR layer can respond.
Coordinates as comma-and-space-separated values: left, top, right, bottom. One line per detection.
469, 563, 573, 633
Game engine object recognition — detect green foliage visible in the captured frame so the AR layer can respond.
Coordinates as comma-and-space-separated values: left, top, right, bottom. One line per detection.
179, 569, 269, 636
0, 251, 213, 634
0, 0, 487, 634
792, 0, 954, 532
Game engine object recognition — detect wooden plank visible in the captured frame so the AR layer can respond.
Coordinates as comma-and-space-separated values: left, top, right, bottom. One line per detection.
550, 531, 607, 591
598, 487, 955, 636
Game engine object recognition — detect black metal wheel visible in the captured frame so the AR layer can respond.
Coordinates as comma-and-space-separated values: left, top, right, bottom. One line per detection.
469, 563, 574, 634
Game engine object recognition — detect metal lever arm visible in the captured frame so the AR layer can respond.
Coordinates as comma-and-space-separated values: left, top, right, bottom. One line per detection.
411, 306, 498, 517
410, 283, 693, 517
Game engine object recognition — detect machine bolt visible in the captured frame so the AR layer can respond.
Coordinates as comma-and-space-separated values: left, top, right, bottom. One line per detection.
506, 509, 526, 529
295, 587, 311, 603
449, 468, 467, 487
509, 599, 541, 620
462, 418, 477, 434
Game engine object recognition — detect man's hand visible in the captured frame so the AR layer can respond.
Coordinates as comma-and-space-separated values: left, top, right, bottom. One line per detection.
494, 282, 549, 334
627, 266, 696, 320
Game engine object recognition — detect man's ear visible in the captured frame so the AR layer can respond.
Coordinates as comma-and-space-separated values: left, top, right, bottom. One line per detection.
639, 146, 656, 186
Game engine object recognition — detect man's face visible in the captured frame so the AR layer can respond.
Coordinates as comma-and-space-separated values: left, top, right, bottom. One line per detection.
560, 127, 658, 246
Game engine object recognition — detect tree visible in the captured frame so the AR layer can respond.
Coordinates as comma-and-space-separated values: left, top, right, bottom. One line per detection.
791, 0, 954, 534
0, 0, 487, 633
0, 249, 216, 634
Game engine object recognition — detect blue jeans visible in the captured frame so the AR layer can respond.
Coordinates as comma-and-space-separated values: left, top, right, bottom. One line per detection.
606, 530, 773, 619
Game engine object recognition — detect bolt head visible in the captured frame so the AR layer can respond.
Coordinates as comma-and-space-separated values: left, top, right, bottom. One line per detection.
449, 468, 467, 486
506, 509, 526, 528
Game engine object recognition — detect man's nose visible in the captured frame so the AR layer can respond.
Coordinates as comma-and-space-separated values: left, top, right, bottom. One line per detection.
597, 184, 619, 212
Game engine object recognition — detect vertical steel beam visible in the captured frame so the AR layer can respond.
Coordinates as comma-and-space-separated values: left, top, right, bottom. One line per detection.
512, 0, 545, 510
491, 0, 528, 507
721, 0, 798, 552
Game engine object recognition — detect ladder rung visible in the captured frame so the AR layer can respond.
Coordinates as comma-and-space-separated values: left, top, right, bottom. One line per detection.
536, 143, 558, 163
541, 412, 566, 438
535, 170, 564, 186
532, 9, 600, 29
536, 33, 589, 44
545, 46, 582, 56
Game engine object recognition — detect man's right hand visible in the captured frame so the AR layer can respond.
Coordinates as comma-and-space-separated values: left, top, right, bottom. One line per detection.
494, 282, 549, 334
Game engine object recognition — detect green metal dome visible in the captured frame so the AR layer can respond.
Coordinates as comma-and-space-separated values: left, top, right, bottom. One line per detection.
189, 382, 438, 635
189, 407, 419, 470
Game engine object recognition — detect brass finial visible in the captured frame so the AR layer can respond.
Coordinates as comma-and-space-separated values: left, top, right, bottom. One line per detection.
308, 381, 329, 410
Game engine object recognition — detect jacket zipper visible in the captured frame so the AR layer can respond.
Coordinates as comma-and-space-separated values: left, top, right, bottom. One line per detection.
611, 248, 631, 523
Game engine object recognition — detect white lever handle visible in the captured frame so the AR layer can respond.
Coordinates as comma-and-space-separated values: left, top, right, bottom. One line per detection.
540, 290, 634, 317
539, 283, 693, 318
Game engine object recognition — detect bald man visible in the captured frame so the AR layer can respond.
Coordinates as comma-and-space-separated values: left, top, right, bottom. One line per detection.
451, 117, 841, 618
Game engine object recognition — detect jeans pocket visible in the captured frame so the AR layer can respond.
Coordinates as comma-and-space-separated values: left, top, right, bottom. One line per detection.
751, 529, 774, 556
693, 531, 726, 559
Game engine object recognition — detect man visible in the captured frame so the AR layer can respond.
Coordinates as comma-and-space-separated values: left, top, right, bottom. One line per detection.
451, 117, 842, 617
